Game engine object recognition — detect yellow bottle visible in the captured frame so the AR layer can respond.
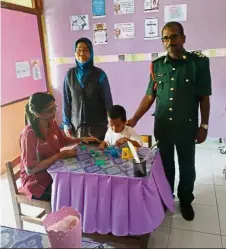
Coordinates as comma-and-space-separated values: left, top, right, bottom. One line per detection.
122, 148, 130, 159
122, 147, 137, 159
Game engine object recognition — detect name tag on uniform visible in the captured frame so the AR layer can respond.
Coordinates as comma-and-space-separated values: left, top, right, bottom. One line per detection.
156, 73, 166, 77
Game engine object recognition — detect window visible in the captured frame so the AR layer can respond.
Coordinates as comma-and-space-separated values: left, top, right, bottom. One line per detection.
1, 0, 33, 8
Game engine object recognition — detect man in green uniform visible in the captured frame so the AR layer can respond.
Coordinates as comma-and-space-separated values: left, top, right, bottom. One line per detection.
128, 22, 211, 221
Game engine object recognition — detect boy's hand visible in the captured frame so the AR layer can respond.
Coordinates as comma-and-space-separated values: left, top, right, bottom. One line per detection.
99, 141, 107, 150
115, 137, 128, 147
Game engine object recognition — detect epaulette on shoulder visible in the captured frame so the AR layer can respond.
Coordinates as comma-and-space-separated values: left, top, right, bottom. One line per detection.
152, 55, 166, 63
191, 51, 207, 58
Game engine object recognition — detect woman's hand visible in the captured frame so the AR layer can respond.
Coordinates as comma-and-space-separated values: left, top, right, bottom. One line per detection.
99, 141, 107, 150
57, 149, 77, 159
64, 128, 74, 138
82, 136, 101, 144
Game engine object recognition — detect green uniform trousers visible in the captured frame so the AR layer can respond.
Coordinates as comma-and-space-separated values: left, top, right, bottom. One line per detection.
157, 137, 196, 204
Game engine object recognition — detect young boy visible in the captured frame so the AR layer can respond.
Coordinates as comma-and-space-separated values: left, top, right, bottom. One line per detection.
99, 105, 142, 150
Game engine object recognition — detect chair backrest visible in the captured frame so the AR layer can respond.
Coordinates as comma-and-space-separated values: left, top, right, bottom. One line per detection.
141, 135, 152, 148
5, 156, 21, 196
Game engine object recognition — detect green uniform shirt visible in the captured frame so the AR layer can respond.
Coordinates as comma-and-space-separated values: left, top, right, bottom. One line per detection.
146, 50, 212, 141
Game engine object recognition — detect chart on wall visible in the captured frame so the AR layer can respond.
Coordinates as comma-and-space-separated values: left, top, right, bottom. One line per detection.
70, 15, 89, 31
144, 0, 159, 12
113, 0, 135, 15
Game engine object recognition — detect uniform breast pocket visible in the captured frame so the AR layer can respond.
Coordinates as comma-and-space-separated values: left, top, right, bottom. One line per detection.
155, 77, 166, 96
183, 77, 195, 94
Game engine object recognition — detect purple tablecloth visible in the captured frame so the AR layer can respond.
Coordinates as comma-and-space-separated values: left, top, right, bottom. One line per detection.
48, 146, 174, 236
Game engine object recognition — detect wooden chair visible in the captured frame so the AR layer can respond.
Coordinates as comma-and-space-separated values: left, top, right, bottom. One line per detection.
5, 156, 51, 229
141, 135, 152, 148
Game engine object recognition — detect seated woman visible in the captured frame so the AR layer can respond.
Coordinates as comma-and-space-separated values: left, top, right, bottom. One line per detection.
62, 37, 113, 141
20, 92, 94, 201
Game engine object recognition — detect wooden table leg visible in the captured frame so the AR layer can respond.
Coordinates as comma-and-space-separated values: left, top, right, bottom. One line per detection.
83, 232, 150, 248
139, 233, 150, 249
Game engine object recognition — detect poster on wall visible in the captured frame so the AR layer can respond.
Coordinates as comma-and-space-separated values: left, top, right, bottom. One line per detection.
144, 18, 159, 40
144, 0, 159, 12
114, 0, 134, 15
114, 22, 135, 39
164, 4, 187, 22
31, 60, 42, 80
93, 23, 108, 45
70, 15, 89, 31
92, 0, 106, 18
15, 61, 31, 79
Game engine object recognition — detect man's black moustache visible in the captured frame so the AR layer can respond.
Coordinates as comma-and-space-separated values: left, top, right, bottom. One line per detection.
168, 44, 176, 48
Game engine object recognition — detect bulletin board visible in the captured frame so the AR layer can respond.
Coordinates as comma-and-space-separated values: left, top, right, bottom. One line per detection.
1, 8, 47, 106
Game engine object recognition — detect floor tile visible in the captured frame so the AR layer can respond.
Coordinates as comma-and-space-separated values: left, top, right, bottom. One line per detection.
161, 212, 172, 227
218, 207, 226, 235
173, 181, 217, 206
222, 236, 226, 248
168, 229, 222, 248
211, 148, 226, 165
174, 148, 213, 185
195, 152, 214, 185
213, 160, 226, 187
148, 226, 170, 248
193, 183, 217, 206
216, 186, 226, 207
171, 203, 220, 234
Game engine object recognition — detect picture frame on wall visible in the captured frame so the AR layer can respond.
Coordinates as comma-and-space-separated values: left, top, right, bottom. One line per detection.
114, 0, 135, 15
70, 15, 89, 31
144, 18, 159, 40
144, 0, 159, 12
93, 23, 108, 45
114, 22, 135, 39
92, 0, 106, 18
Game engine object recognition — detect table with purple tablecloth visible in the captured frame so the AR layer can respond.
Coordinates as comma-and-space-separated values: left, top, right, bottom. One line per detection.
48, 145, 174, 236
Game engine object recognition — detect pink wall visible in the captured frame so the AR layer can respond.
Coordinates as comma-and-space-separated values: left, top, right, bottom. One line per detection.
44, 0, 226, 138
1, 8, 47, 106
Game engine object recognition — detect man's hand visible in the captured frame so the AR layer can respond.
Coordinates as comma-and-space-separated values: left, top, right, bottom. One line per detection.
126, 118, 137, 128
127, 95, 155, 128
64, 128, 74, 138
115, 137, 128, 147
195, 126, 208, 144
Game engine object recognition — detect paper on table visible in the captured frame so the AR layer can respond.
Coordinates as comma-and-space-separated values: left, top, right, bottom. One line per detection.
141, 140, 159, 163
127, 141, 140, 163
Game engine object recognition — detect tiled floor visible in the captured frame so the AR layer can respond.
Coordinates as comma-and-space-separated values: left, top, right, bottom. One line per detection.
0, 138, 226, 248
